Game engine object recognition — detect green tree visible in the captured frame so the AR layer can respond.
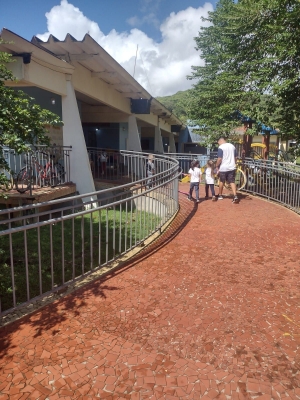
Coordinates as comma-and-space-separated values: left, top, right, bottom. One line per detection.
0, 47, 62, 189
189, 0, 300, 146
156, 90, 192, 124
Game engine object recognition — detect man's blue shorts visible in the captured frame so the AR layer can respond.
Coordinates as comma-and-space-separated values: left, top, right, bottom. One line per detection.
219, 170, 236, 184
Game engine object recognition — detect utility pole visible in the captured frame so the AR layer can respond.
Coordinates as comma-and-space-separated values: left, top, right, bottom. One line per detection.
133, 45, 138, 78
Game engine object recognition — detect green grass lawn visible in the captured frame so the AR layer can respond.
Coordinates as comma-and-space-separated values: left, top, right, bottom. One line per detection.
0, 207, 161, 312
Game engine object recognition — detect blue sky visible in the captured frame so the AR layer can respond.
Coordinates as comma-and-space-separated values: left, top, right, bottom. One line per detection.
0, 0, 217, 41
0, 0, 217, 96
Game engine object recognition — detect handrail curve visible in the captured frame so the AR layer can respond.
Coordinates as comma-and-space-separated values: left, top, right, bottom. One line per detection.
0, 150, 181, 317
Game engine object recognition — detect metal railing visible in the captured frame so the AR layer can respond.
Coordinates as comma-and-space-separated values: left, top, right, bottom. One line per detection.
241, 158, 300, 213
87, 147, 127, 182
87, 148, 206, 182
0, 151, 180, 316
167, 153, 209, 175
2, 145, 72, 192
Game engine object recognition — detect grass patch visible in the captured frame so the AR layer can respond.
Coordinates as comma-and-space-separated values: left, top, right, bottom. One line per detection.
0, 206, 161, 312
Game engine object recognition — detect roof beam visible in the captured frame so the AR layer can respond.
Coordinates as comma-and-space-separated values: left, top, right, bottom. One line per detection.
151, 109, 163, 115
110, 83, 134, 89
91, 71, 117, 79
118, 92, 142, 98
58, 53, 99, 61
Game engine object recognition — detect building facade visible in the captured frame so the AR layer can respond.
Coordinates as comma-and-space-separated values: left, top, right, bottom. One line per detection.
1, 29, 184, 195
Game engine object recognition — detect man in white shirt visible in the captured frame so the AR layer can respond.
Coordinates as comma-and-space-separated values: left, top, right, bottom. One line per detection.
215, 137, 239, 203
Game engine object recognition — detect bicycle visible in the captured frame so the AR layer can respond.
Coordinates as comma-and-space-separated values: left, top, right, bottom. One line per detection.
16, 151, 65, 193
243, 158, 292, 197
214, 159, 247, 191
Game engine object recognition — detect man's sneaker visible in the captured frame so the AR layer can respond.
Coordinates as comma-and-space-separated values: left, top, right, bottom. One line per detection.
196, 199, 200, 203
187, 196, 192, 201
232, 196, 239, 203
212, 196, 217, 201
218, 195, 224, 200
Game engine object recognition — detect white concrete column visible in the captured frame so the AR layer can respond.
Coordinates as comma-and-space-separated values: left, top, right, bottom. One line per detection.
168, 132, 176, 153
119, 123, 128, 150
127, 115, 142, 151
127, 116, 144, 179
154, 126, 164, 154
62, 76, 96, 199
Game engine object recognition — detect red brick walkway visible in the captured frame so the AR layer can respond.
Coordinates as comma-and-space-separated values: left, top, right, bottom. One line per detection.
1, 184, 300, 399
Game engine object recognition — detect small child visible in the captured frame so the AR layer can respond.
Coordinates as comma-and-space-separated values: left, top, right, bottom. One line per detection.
184, 160, 202, 203
205, 160, 217, 201
146, 154, 155, 188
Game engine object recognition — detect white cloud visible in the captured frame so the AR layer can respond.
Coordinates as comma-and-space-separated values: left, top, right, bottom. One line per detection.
127, 16, 141, 28
37, 0, 213, 96
37, 0, 104, 42
139, 0, 162, 14
127, 13, 160, 30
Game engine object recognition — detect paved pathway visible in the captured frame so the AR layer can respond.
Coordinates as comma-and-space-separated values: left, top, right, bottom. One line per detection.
1, 184, 300, 399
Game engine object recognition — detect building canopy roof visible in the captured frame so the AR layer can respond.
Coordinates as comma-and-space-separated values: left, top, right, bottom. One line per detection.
1, 28, 184, 128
